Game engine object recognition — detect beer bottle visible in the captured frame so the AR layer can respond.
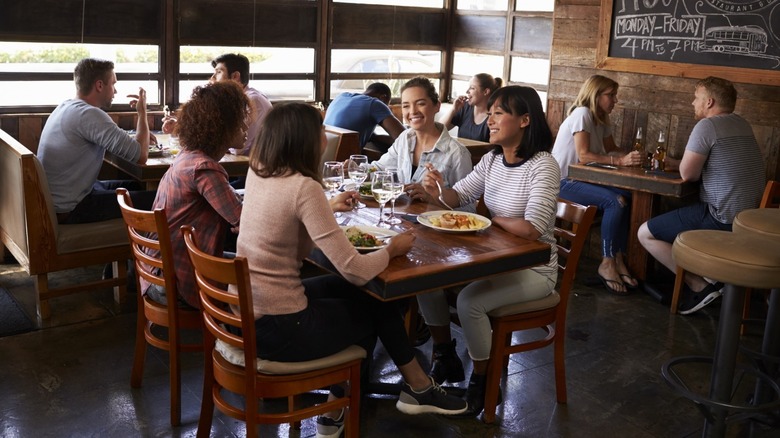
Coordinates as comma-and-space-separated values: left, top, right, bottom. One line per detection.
653, 130, 666, 171
633, 127, 643, 153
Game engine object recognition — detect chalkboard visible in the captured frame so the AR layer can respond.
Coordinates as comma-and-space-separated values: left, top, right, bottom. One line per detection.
597, 0, 780, 85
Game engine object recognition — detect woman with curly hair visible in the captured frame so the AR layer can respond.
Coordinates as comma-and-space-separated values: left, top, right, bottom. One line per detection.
140, 81, 250, 309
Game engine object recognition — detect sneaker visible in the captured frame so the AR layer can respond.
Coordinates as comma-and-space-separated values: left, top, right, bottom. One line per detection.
679, 282, 724, 315
430, 339, 465, 384
396, 377, 468, 415
315, 410, 344, 438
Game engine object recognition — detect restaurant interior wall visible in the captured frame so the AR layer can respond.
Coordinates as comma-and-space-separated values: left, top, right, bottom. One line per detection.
547, 0, 780, 182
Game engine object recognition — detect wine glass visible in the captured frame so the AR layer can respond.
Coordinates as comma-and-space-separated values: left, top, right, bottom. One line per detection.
347, 154, 368, 209
371, 171, 393, 228
323, 161, 343, 217
385, 168, 404, 225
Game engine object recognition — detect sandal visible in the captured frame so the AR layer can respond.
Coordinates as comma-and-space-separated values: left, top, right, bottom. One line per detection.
598, 274, 630, 296
619, 274, 639, 290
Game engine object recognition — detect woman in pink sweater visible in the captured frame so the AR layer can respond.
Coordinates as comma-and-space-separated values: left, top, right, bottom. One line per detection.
237, 103, 468, 436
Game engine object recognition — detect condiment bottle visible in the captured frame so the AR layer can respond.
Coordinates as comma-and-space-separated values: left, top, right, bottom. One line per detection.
652, 130, 666, 171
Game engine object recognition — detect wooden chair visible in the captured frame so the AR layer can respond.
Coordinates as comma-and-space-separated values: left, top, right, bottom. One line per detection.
181, 226, 365, 438
670, 180, 780, 316
116, 188, 202, 426
482, 199, 597, 423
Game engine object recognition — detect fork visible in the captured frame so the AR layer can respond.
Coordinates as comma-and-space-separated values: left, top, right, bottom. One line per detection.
435, 180, 454, 210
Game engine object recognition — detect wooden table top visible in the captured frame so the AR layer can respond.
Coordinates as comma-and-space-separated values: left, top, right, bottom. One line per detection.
308, 196, 551, 301
568, 163, 698, 198
103, 134, 250, 183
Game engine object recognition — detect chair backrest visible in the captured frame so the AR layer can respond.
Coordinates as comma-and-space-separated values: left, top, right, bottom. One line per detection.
760, 180, 780, 208
116, 188, 181, 320
181, 226, 257, 378
554, 199, 598, 305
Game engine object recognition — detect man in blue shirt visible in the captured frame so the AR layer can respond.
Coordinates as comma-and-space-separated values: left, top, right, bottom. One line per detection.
324, 83, 405, 153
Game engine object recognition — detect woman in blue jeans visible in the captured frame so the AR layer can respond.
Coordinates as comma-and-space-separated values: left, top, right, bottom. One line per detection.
552, 75, 642, 295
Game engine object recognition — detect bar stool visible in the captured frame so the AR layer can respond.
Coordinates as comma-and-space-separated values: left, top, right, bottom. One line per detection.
663, 229, 780, 437
733, 208, 780, 419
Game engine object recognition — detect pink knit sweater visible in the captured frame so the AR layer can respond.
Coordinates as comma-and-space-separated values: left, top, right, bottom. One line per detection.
237, 170, 390, 319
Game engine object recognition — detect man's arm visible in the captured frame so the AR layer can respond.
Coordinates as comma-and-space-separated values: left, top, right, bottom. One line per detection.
379, 115, 405, 141
678, 149, 707, 182
129, 88, 150, 164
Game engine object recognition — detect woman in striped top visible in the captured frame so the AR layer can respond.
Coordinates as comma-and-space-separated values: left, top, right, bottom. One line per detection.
418, 86, 561, 417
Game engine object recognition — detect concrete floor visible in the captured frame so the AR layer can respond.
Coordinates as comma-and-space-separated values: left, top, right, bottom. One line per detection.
0, 257, 776, 437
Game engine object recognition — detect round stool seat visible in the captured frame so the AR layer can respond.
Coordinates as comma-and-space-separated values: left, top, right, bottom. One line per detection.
673, 230, 780, 290
733, 208, 780, 238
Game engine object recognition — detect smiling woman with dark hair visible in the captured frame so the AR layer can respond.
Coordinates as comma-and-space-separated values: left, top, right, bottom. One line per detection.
419, 86, 561, 417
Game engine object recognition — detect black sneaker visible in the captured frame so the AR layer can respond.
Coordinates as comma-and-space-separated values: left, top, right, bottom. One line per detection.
430, 339, 465, 384
679, 282, 723, 315
396, 377, 468, 415
315, 409, 344, 438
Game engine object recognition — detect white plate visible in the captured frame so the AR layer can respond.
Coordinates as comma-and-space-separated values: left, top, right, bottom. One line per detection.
340, 225, 397, 252
148, 147, 164, 158
417, 211, 492, 233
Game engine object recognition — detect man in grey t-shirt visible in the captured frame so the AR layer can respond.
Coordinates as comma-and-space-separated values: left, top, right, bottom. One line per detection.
38, 58, 155, 224
638, 76, 765, 315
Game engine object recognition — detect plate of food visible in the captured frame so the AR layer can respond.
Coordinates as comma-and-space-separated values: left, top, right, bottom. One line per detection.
148, 146, 164, 157
358, 182, 373, 199
341, 225, 397, 252
417, 211, 491, 233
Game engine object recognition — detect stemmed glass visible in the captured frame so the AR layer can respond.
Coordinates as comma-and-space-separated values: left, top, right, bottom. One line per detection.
385, 168, 404, 225
347, 154, 368, 209
371, 171, 393, 228
323, 161, 343, 217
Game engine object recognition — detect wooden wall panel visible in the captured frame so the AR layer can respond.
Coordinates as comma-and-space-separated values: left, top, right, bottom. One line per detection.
550, 0, 780, 181
331, 5, 445, 48
180, 1, 317, 46
453, 15, 505, 52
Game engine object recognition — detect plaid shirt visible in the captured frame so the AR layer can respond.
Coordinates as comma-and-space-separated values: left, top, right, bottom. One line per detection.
140, 150, 242, 308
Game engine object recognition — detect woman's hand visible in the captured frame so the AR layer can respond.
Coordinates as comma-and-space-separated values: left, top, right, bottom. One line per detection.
405, 182, 432, 203
329, 190, 358, 212
452, 95, 467, 112
617, 150, 642, 167
420, 164, 443, 198
386, 231, 415, 258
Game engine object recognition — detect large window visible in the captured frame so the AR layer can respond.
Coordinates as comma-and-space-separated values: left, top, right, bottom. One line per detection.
0, 42, 160, 107
329, 49, 441, 100
335, 0, 442, 6
178, 46, 315, 102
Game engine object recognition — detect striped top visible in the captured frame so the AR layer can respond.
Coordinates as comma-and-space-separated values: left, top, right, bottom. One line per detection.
454, 151, 561, 277
686, 113, 765, 223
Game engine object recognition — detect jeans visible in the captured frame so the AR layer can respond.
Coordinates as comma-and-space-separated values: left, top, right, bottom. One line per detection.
559, 179, 630, 258
60, 180, 156, 224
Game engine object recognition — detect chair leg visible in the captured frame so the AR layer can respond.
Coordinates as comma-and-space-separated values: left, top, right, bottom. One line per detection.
670, 267, 686, 314
483, 324, 506, 424
289, 395, 301, 429
346, 361, 361, 438
169, 329, 182, 426
130, 306, 147, 388
553, 331, 568, 404
34, 274, 51, 320
112, 259, 128, 306
197, 349, 215, 438
741, 289, 753, 335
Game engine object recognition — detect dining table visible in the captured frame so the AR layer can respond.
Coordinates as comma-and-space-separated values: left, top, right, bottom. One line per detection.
567, 163, 698, 282
307, 196, 551, 303
102, 133, 250, 189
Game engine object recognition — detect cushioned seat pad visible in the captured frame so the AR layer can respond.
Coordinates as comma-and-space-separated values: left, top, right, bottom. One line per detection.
215, 340, 366, 375
57, 219, 129, 253
673, 230, 780, 289
733, 209, 780, 238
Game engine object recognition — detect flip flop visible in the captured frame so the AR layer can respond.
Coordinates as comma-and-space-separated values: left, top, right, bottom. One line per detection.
619, 274, 639, 290
598, 274, 630, 296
